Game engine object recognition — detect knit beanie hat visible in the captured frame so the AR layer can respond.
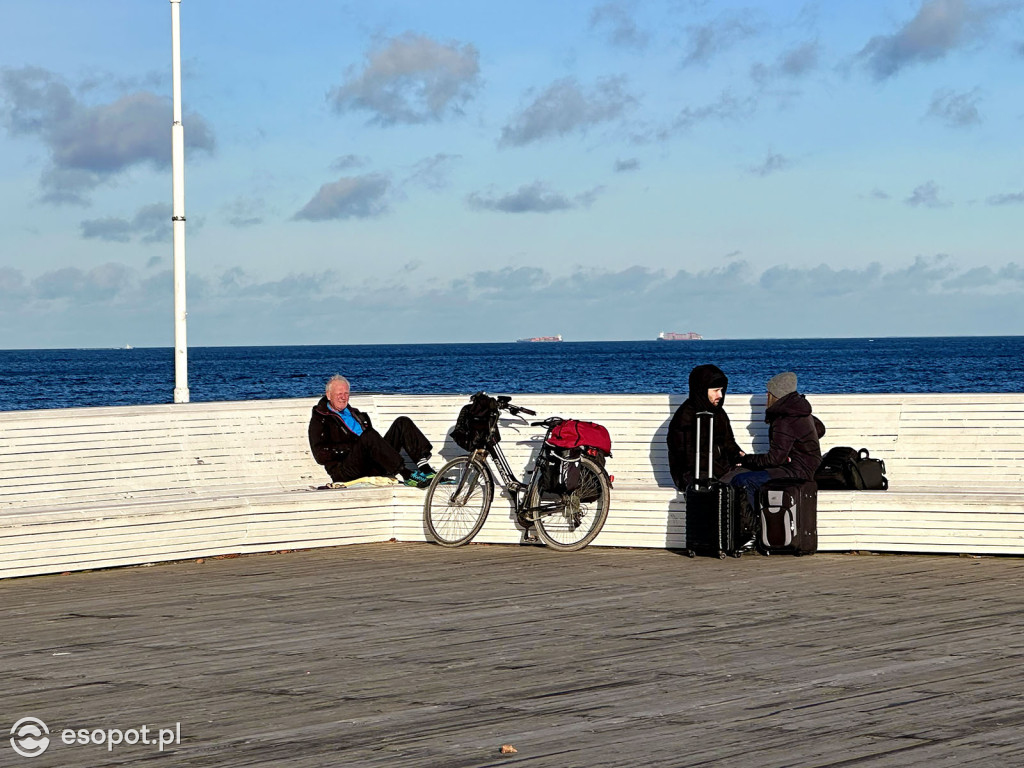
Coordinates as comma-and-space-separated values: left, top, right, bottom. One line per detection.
766, 371, 797, 399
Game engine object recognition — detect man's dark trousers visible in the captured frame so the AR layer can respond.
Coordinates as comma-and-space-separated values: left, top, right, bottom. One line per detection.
326, 416, 432, 483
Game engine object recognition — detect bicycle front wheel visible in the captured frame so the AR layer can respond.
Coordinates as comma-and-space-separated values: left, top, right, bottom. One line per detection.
533, 455, 611, 552
423, 456, 494, 547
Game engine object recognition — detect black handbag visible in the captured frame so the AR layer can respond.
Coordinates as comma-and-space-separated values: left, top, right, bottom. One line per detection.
815, 447, 888, 490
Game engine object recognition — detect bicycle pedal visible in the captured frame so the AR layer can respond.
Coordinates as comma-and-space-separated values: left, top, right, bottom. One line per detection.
520, 530, 541, 545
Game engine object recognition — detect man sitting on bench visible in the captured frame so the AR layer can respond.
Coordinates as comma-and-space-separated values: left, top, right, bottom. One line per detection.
308, 375, 436, 487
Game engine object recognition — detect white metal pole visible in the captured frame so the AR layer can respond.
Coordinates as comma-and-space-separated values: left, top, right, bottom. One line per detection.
170, 0, 189, 403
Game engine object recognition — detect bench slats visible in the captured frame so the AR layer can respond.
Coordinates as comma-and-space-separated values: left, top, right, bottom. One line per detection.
2, 393, 1022, 578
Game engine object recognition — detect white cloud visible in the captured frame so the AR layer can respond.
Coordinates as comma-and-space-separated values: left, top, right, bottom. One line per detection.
0, 66, 214, 204
404, 153, 461, 191
31, 263, 135, 302
778, 41, 821, 77
987, 189, 1024, 205
6, 257, 1024, 347
80, 203, 171, 243
590, 3, 650, 50
499, 76, 636, 147
747, 152, 792, 177
329, 154, 369, 172
681, 15, 761, 68
656, 91, 756, 139
328, 33, 480, 125
466, 182, 604, 213
926, 87, 982, 127
905, 180, 951, 208
294, 174, 390, 221
857, 0, 1006, 80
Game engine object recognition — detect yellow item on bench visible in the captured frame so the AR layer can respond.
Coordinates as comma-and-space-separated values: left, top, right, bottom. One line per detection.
326, 476, 400, 489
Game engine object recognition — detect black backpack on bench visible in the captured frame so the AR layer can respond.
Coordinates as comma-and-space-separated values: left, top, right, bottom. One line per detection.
450, 393, 500, 450
815, 447, 888, 490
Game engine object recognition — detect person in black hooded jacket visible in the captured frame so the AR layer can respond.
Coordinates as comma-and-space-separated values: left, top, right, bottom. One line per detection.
667, 364, 744, 490
308, 375, 436, 487
729, 371, 825, 509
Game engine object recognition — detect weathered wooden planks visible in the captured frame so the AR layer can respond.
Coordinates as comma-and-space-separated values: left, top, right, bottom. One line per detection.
2, 543, 1023, 767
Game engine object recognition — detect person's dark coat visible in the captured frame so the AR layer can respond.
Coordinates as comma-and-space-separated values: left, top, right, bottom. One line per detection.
308, 396, 373, 466
739, 391, 825, 481
667, 364, 743, 489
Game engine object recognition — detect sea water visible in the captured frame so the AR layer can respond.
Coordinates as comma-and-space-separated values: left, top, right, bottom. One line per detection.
1, 337, 1022, 412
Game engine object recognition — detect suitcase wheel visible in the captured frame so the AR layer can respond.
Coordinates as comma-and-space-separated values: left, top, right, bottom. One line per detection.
731, 551, 742, 558
718, 551, 726, 560
686, 550, 695, 558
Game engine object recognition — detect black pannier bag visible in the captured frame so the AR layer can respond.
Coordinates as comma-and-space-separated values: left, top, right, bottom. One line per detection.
537, 420, 611, 500
536, 446, 582, 495
815, 447, 888, 490
450, 393, 500, 450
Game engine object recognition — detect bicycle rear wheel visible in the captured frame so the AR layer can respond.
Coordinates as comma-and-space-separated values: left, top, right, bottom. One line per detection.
423, 456, 494, 547
533, 455, 610, 552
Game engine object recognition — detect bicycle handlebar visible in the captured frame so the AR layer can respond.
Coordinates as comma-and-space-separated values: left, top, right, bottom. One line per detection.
489, 393, 536, 417
530, 417, 564, 428
508, 403, 536, 417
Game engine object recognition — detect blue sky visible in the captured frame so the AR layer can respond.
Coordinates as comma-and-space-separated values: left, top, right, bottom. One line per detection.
1, 0, 1022, 348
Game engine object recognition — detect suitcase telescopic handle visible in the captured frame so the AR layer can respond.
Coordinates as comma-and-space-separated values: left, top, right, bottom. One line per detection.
696, 411, 714, 484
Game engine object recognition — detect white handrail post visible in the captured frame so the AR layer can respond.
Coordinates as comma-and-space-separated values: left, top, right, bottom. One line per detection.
170, 0, 189, 403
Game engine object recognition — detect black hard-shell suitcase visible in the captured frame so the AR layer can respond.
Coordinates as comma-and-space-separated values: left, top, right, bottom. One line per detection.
757, 478, 818, 556
685, 411, 745, 559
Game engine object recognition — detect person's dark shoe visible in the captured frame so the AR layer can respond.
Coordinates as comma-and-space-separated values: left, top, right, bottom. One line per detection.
417, 463, 437, 477
520, 528, 541, 545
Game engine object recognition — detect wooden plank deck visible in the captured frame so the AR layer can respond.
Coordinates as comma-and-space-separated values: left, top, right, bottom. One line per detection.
3, 543, 1023, 767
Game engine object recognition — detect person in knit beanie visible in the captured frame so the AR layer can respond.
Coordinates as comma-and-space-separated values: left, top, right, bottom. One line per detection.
766, 371, 797, 402
729, 371, 825, 511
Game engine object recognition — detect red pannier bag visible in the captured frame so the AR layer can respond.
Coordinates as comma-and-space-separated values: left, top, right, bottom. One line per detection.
545, 419, 612, 456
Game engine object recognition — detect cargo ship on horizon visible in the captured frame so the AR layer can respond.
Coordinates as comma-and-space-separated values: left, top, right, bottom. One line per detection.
657, 331, 703, 341
516, 335, 563, 343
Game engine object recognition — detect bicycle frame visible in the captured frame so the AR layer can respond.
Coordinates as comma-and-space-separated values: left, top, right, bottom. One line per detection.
424, 396, 612, 551
470, 436, 569, 525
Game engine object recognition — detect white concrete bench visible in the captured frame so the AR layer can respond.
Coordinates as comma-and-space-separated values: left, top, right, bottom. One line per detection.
2, 393, 1022, 579
388, 393, 1024, 554
0, 399, 395, 579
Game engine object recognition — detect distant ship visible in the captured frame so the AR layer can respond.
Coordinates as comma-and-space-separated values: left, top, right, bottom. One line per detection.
516, 335, 563, 343
657, 331, 702, 341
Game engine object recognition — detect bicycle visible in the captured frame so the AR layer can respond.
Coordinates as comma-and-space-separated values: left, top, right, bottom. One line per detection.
423, 395, 612, 552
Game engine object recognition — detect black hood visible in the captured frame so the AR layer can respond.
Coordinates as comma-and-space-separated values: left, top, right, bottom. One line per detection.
688, 364, 729, 410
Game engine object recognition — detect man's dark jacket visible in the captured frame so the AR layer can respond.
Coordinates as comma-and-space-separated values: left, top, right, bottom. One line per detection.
739, 391, 825, 481
308, 396, 373, 466
667, 364, 743, 489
